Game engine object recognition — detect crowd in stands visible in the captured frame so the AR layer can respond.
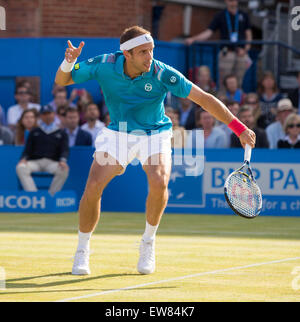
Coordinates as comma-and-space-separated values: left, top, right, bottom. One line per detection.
0, 80, 107, 194
169, 69, 300, 149
0, 81, 107, 148
0, 69, 299, 152
0, 71, 299, 195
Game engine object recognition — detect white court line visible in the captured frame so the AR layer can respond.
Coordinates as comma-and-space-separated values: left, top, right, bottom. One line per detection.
55, 256, 300, 302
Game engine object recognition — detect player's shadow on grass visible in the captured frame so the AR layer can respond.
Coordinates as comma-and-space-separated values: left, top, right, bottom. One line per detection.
2, 272, 141, 293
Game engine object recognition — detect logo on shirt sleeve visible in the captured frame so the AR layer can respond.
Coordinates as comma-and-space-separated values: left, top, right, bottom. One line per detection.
74, 63, 80, 70
170, 76, 177, 83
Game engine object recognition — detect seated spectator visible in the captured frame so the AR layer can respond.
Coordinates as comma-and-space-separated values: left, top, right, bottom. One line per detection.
16, 105, 69, 196
56, 105, 68, 129
277, 114, 300, 148
187, 109, 227, 149
216, 99, 240, 146
7, 86, 40, 131
266, 98, 295, 149
0, 104, 5, 125
64, 107, 92, 147
258, 71, 283, 127
165, 107, 186, 148
177, 97, 197, 130
15, 109, 38, 146
223, 74, 245, 105
48, 87, 75, 112
73, 89, 94, 125
0, 124, 14, 145
16, 79, 39, 103
244, 92, 266, 129
196, 65, 216, 95
288, 71, 300, 114
230, 105, 269, 148
81, 103, 105, 146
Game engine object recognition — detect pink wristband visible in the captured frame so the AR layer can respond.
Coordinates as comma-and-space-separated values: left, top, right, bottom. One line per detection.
228, 118, 247, 137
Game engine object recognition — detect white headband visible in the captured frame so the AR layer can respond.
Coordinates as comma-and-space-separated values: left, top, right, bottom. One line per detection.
120, 34, 154, 51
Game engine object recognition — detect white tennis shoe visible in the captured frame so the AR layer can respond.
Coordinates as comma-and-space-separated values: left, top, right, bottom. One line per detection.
137, 238, 155, 275
72, 249, 90, 275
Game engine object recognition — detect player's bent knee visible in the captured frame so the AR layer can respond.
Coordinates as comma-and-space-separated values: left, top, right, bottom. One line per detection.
149, 173, 169, 192
85, 178, 105, 195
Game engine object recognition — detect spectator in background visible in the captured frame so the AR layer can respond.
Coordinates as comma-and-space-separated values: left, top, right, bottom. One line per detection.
64, 107, 92, 147
223, 74, 245, 104
244, 92, 265, 129
230, 105, 269, 148
71, 88, 94, 125
81, 103, 105, 146
49, 88, 69, 112
7, 86, 40, 131
15, 109, 38, 146
177, 97, 197, 130
187, 109, 227, 149
16, 105, 69, 196
0, 124, 14, 145
185, 0, 252, 89
56, 105, 68, 129
216, 99, 240, 146
165, 107, 186, 148
277, 114, 300, 149
48, 83, 76, 111
16, 79, 38, 103
258, 71, 283, 128
196, 66, 216, 95
288, 71, 300, 114
266, 98, 295, 149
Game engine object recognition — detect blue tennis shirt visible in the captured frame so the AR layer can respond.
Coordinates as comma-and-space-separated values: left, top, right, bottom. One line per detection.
71, 51, 193, 134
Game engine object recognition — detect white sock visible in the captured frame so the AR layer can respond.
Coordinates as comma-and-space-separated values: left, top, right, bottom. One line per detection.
142, 221, 159, 242
77, 231, 92, 251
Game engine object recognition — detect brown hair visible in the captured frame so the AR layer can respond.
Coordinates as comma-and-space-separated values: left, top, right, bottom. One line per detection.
15, 109, 38, 145
257, 71, 278, 95
120, 26, 151, 46
237, 105, 253, 118
66, 107, 80, 116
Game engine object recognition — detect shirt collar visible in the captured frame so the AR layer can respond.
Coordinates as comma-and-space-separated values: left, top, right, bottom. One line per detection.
115, 52, 154, 79
285, 134, 300, 145
39, 120, 58, 134
66, 126, 79, 136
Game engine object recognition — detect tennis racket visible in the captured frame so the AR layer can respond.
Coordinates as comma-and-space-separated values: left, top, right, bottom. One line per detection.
224, 144, 262, 219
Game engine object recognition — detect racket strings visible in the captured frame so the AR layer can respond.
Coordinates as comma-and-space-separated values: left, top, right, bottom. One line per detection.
226, 172, 262, 218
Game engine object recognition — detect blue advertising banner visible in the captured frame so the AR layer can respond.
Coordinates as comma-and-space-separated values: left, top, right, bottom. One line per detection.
0, 190, 77, 213
166, 149, 300, 216
0, 146, 299, 216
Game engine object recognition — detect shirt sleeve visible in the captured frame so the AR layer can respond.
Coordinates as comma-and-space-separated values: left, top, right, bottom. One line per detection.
71, 55, 104, 84
59, 130, 69, 161
21, 130, 34, 159
208, 11, 222, 32
243, 12, 251, 30
157, 63, 193, 98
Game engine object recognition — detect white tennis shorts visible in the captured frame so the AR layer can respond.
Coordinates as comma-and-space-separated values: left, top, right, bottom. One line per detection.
94, 127, 172, 170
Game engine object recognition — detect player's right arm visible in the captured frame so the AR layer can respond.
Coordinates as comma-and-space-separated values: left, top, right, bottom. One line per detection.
55, 40, 85, 86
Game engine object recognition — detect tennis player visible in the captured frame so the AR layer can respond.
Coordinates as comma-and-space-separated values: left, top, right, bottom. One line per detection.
55, 26, 255, 275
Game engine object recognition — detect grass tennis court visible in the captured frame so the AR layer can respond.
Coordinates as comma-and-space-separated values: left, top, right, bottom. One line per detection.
1, 212, 300, 302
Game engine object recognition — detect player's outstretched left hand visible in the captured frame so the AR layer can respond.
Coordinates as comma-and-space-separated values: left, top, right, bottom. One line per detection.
239, 128, 256, 149
65, 40, 85, 63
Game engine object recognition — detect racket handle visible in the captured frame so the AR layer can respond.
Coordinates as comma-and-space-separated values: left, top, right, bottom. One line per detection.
244, 144, 252, 162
